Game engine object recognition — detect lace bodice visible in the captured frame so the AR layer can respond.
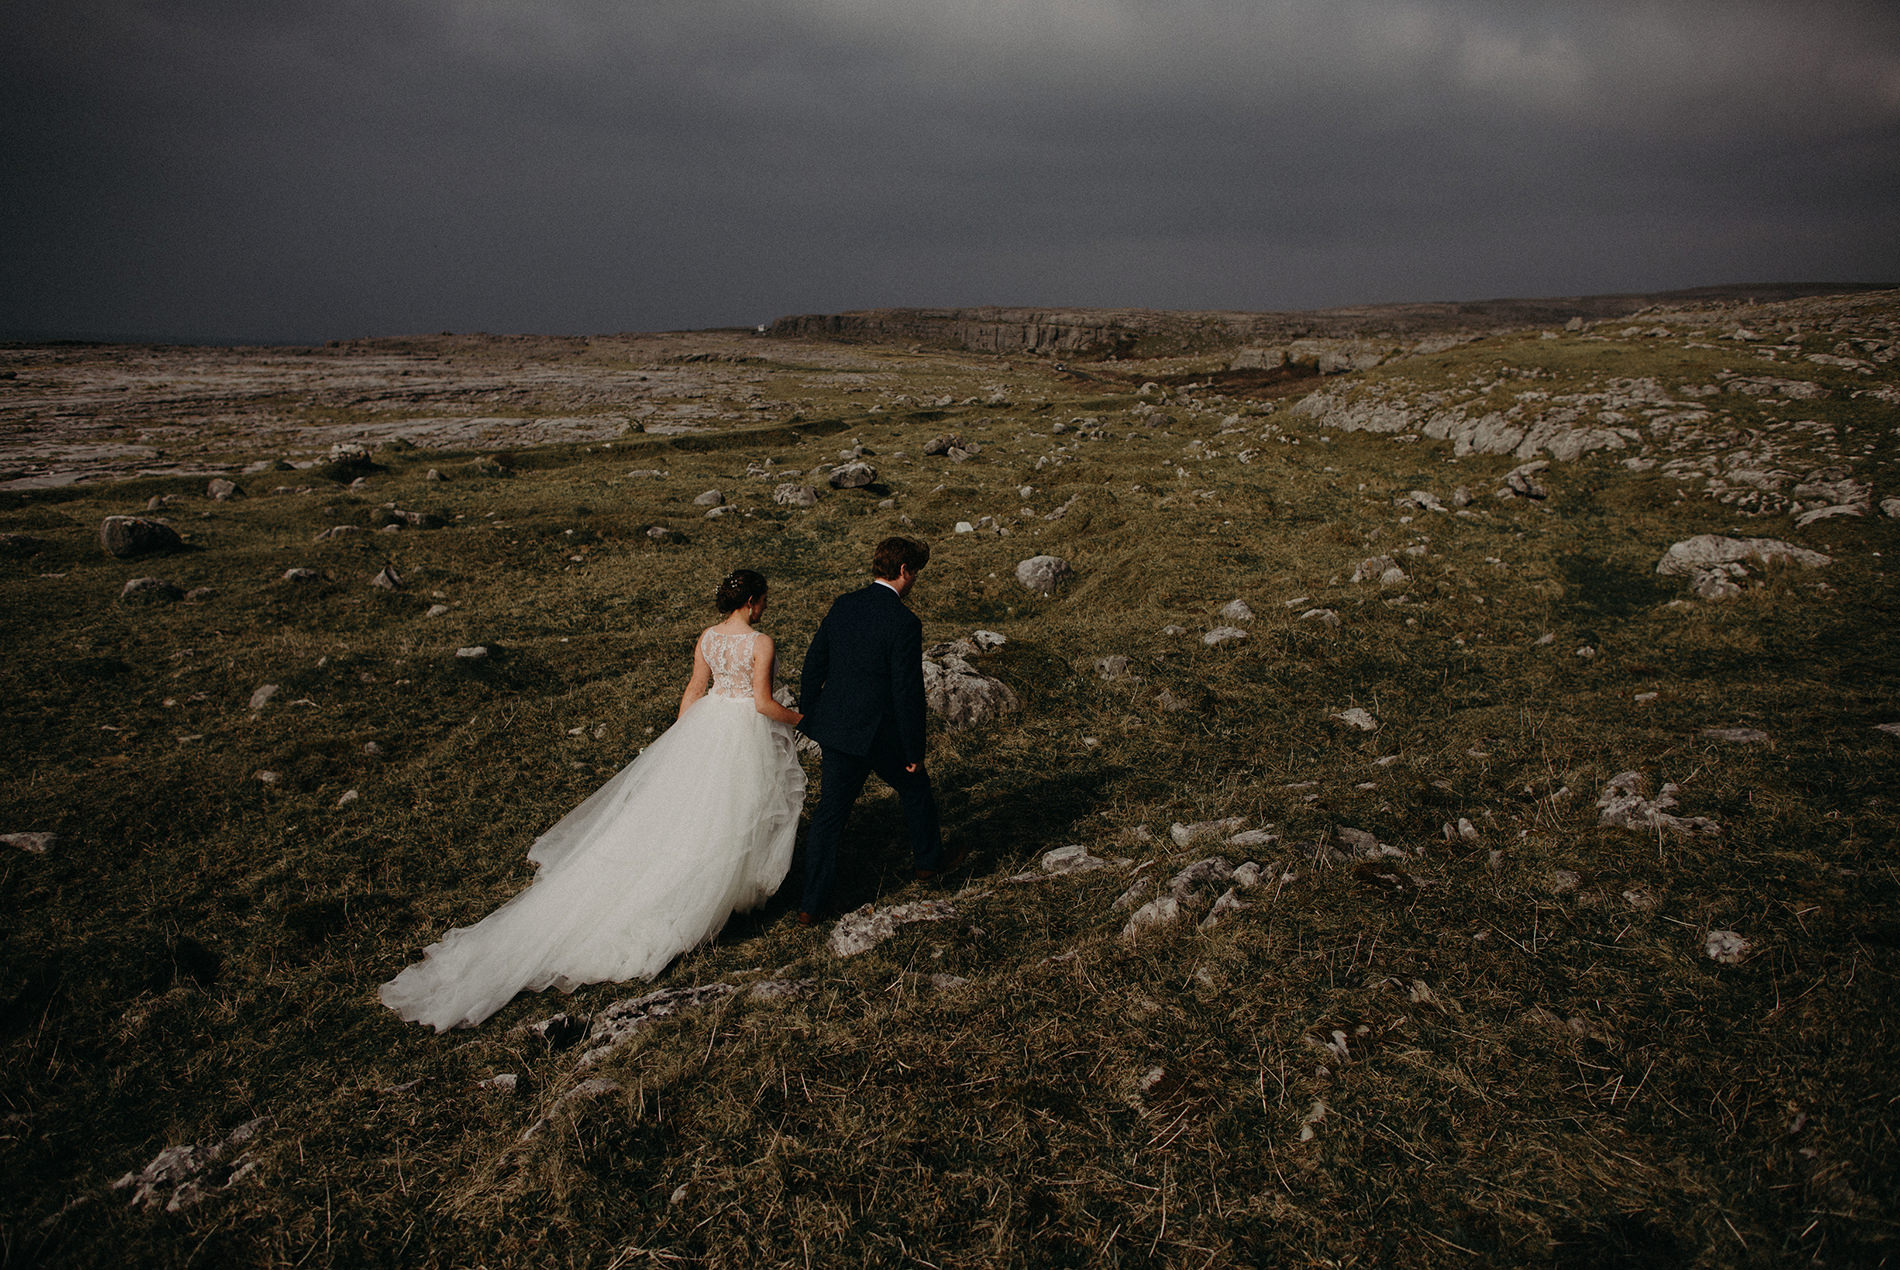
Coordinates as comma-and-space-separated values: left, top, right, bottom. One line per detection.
701, 629, 759, 699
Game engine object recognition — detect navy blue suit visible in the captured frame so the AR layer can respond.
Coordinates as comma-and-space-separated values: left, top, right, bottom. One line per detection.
797, 581, 941, 914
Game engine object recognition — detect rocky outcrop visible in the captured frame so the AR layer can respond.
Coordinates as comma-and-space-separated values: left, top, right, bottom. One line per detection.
765, 287, 1871, 359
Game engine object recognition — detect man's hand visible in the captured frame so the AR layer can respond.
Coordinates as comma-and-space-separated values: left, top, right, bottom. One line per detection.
905, 762, 921, 775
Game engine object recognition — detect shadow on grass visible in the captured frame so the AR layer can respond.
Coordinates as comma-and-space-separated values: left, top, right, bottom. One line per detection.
722, 754, 1124, 933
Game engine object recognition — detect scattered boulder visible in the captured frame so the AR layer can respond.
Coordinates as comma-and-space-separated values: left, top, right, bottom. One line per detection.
206, 478, 245, 501
371, 565, 402, 590
645, 525, 686, 544
829, 900, 956, 957
1220, 599, 1255, 623
1202, 626, 1248, 646
578, 982, 744, 1067
923, 435, 964, 456
281, 568, 324, 584
455, 646, 489, 661
1041, 844, 1116, 875
3, 832, 55, 854
692, 489, 724, 507
1504, 461, 1550, 499
1350, 555, 1399, 584
1335, 827, 1400, 860
113, 1117, 270, 1213
923, 650, 1019, 729
100, 516, 183, 559
1596, 771, 1720, 837
1171, 818, 1245, 847
828, 461, 877, 489
120, 577, 183, 604
1705, 930, 1750, 964
1122, 896, 1180, 938
1199, 889, 1248, 931
1300, 608, 1340, 629
973, 630, 1006, 651
1333, 707, 1378, 731
1169, 857, 1235, 899
1656, 535, 1830, 600
774, 483, 818, 508
1093, 654, 1130, 680
1015, 555, 1073, 595
248, 684, 279, 711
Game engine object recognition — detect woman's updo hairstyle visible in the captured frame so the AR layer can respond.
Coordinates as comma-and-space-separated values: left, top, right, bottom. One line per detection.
715, 568, 768, 613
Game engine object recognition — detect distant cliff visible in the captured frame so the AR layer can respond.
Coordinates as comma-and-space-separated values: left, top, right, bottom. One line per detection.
766, 285, 1888, 359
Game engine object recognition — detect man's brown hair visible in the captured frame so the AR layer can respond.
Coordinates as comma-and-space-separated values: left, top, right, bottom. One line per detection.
872, 536, 930, 580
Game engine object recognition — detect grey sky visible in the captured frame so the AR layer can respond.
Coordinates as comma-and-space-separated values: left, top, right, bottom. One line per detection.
4, 1, 1897, 343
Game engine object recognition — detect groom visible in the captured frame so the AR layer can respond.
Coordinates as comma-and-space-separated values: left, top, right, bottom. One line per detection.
795, 536, 954, 922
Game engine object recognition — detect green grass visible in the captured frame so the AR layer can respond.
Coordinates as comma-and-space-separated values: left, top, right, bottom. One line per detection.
3, 300, 1898, 1266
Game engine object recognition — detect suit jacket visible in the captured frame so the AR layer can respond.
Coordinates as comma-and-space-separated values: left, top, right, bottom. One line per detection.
799, 581, 927, 764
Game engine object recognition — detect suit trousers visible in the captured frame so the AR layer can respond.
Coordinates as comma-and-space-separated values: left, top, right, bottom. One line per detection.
801, 741, 941, 916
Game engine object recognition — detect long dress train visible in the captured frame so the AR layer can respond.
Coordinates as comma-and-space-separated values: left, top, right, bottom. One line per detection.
379, 630, 805, 1031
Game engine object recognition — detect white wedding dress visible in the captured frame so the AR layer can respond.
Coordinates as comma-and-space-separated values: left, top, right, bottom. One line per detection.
380, 629, 806, 1031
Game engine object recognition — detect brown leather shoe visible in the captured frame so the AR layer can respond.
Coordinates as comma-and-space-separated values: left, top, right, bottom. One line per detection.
796, 911, 815, 927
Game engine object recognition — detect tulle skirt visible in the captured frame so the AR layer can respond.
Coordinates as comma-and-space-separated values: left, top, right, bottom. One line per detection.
380, 694, 806, 1031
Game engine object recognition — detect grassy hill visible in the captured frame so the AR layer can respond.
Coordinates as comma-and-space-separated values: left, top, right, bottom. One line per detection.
2, 290, 1897, 1266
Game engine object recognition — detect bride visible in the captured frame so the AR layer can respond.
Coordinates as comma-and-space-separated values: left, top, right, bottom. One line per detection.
380, 569, 807, 1031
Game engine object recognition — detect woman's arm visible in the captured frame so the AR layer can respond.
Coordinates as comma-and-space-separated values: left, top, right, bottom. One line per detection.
678, 635, 712, 719
751, 635, 803, 726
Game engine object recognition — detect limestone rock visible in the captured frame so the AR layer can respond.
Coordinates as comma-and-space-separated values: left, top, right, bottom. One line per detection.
973, 630, 1006, 650
371, 565, 402, 590
1015, 555, 1073, 595
774, 483, 818, 508
1199, 888, 1247, 931
828, 461, 877, 489
281, 568, 323, 583
120, 577, 183, 604
1351, 555, 1398, 584
692, 489, 724, 507
3, 832, 56, 854
1333, 707, 1378, 731
1122, 896, 1180, 938
1657, 535, 1830, 578
1596, 771, 1720, 837
1300, 608, 1340, 628
1220, 598, 1255, 623
113, 1117, 270, 1213
645, 526, 685, 544
1170, 857, 1234, 899
206, 478, 245, 501
1171, 818, 1245, 847
923, 435, 964, 456
829, 900, 956, 957
1202, 626, 1248, 646
100, 516, 183, 559
579, 983, 740, 1065
455, 646, 489, 660
1041, 844, 1115, 875
1504, 461, 1550, 499
923, 652, 1018, 729
1705, 930, 1749, 964
1093, 654, 1130, 680
1656, 535, 1830, 600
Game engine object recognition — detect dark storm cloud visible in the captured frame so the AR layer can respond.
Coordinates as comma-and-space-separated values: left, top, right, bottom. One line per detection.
3, 0, 1897, 341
